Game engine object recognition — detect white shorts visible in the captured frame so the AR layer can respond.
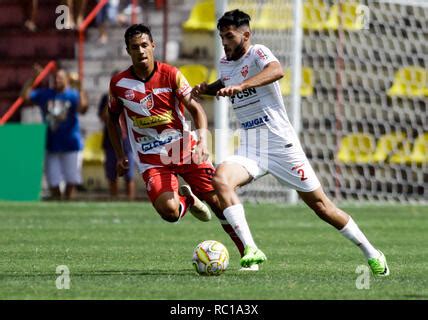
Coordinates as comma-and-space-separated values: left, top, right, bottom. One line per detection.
45, 151, 82, 187
223, 143, 321, 193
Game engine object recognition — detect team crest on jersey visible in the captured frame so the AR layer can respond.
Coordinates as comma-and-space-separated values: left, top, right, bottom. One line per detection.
140, 93, 154, 110
241, 65, 249, 78
125, 89, 135, 100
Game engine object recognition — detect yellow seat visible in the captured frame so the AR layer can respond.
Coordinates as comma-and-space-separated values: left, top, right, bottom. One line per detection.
83, 131, 105, 164
252, 1, 293, 30
389, 133, 428, 164
389, 142, 413, 164
337, 133, 375, 164
409, 133, 428, 164
302, 0, 330, 31
372, 132, 407, 163
325, 2, 366, 31
179, 64, 209, 87
280, 67, 314, 97
182, 0, 216, 32
387, 66, 428, 97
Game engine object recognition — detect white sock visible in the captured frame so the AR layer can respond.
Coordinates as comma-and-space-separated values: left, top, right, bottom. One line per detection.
223, 204, 257, 248
339, 217, 380, 259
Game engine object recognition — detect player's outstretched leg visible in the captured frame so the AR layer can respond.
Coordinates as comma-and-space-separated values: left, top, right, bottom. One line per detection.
179, 185, 211, 222
298, 188, 389, 276
212, 162, 267, 269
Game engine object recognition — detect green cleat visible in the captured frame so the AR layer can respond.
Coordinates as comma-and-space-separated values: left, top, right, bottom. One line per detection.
368, 250, 390, 277
240, 246, 267, 268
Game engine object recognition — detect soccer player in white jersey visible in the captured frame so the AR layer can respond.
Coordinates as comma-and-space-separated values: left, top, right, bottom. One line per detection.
191, 9, 389, 276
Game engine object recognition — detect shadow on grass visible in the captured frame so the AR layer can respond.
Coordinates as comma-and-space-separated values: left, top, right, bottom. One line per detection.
0, 269, 195, 278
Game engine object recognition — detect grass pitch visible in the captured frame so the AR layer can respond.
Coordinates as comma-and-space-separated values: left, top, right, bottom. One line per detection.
0, 201, 427, 300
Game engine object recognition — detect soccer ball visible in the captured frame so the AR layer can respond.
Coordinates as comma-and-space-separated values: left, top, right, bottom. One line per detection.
192, 240, 229, 276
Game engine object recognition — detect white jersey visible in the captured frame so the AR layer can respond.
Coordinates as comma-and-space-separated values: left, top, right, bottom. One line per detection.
219, 44, 299, 145
219, 44, 321, 192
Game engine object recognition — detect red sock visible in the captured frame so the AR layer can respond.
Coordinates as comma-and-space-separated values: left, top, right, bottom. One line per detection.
178, 195, 193, 219
221, 223, 245, 257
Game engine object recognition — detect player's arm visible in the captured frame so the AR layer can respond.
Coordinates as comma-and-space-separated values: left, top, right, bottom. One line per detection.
106, 89, 129, 176
182, 96, 210, 163
217, 61, 284, 97
191, 79, 225, 99
177, 72, 210, 163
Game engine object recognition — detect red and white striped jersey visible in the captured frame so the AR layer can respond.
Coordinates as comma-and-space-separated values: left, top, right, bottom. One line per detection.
109, 61, 196, 173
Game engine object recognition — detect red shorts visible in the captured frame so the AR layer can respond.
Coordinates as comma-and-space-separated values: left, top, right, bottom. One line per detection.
142, 162, 215, 202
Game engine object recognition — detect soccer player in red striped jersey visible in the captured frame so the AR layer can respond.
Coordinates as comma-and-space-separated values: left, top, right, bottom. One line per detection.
107, 24, 246, 263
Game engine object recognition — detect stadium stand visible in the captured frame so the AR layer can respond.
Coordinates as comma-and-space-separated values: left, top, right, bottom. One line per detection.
387, 66, 428, 97
0, 0, 76, 122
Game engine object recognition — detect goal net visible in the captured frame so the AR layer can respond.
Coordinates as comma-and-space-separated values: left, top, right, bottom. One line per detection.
221, 0, 427, 203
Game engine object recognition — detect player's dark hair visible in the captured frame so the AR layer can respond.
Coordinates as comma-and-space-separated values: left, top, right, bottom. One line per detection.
217, 9, 251, 30
124, 24, 153, 47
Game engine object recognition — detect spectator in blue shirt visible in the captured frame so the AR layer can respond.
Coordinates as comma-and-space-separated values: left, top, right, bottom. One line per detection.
22, 67, 88, 200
